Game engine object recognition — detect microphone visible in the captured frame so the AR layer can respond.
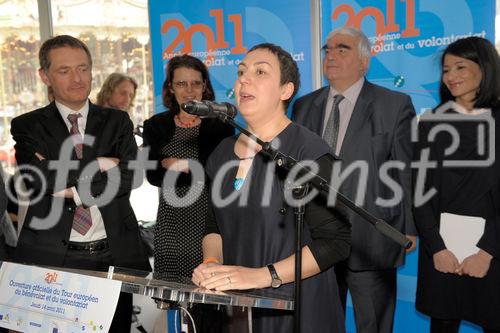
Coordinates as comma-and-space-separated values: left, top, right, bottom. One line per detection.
181, 100, 237, 120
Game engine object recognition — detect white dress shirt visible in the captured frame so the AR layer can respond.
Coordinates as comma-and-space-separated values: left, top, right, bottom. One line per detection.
56, 100, 107, 242
322, 77, 365, 155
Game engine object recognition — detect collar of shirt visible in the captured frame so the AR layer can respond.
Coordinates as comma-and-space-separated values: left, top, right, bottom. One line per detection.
328, 77, 365, 106
450, 101, 491, 115
56, 99, 89, 131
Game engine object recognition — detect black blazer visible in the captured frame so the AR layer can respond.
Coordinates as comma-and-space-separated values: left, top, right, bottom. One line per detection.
142, 110, 234, 187
10, 101, 151, 271
292, 80, 416, 270
414, 107, 500, 259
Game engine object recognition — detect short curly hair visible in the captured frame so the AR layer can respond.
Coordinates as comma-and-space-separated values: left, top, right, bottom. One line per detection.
247, 43, 300, 108
96, 73, 138, 109
162, 54, 215, 113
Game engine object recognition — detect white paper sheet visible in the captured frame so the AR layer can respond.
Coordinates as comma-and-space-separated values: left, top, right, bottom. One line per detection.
439, 212, 485, 263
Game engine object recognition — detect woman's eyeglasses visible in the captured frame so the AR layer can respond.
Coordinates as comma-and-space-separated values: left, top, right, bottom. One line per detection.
172, 80, 205, 90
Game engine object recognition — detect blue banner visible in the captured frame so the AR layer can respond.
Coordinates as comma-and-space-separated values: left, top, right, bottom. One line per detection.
321, 0, 495, 115
321, 1, 495, 332
148, 1, 496, 332
148, 0, 313, 117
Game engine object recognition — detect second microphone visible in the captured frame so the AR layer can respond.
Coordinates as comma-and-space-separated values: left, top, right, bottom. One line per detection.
181, 100, 237, 120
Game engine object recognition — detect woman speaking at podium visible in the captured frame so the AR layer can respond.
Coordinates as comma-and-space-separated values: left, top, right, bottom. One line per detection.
192, 43, 351, 332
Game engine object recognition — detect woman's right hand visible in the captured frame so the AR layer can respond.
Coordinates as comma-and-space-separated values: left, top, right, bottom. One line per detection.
433, 249, 460, 274
192, 262, 220, 286
161, 157, 189, 173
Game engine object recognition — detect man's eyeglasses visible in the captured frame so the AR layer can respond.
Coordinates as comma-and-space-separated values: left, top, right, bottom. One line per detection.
172, 80, 205, 90
321, 45, 333, 56
321, 44, 350, 56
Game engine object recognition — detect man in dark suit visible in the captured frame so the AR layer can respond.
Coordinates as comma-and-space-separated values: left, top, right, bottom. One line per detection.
292, 27, 416, 333
10, 35, 150, 332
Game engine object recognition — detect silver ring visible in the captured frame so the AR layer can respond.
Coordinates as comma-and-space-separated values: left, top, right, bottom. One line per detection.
227, 276, 232, 284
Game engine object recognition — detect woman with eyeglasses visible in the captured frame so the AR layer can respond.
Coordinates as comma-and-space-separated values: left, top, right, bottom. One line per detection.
143, 55, 233, 280
143, 54, 233, 331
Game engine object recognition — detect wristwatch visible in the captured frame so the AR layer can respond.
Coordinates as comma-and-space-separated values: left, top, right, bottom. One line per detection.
267, 264, 282, 288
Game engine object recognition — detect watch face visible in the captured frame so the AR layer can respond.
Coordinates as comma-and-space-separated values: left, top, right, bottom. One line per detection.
271, 278, 282, 288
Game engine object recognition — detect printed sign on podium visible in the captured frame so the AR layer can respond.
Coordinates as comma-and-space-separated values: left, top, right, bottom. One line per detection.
0, 262, 121, 333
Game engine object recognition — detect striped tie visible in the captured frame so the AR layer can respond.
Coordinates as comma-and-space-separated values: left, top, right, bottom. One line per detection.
67, 113, 92, 235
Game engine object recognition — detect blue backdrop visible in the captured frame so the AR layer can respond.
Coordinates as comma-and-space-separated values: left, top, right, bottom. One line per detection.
321, 1, 495, 332
148, 1, 496, 332
322, 0, 495, 115
148, 0, 313, 123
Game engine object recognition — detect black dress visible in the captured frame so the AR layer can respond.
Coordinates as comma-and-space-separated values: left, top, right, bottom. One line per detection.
154, 125, 208, 277
143, 110, 234, 278
414, 108, 500, 330
143, 112, 234, 332
205, 123, 349, 333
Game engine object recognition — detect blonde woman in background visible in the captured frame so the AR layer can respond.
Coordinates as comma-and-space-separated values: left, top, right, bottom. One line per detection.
96, 72, 138, 113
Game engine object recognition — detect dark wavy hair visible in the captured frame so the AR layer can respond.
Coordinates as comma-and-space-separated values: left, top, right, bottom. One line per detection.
248, 43, 300, 108
162, 54, 215, 114
439, 37, 500, 108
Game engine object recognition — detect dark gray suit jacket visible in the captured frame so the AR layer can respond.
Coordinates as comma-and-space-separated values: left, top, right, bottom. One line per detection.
292, 80, 416, 270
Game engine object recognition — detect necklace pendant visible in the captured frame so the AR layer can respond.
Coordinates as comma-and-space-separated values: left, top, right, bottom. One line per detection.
234, 178, 244, 190
176, 114, 198, 127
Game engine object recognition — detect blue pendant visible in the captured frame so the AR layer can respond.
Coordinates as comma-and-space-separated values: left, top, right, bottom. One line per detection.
234, 178, 244, 190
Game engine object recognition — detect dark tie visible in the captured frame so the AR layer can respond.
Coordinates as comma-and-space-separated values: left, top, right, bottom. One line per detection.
67, 113, 92, 235
67, 113, 83, 159
323, 94, 345, 152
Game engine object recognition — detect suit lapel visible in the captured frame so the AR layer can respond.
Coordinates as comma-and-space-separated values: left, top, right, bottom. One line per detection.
339, 81, 375, 157
83, 103, 106, 158
41, 102, 71, 145
311, 87, 330, 135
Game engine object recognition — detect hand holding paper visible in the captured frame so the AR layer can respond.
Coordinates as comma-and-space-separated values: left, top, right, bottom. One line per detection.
439, 213, 486, 263
433, 249, 460, 274
457, 249, 493, 278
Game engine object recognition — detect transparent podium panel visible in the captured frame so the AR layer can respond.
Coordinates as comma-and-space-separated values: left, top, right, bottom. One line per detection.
0, 261, 294, 333
0, 261, 293, 311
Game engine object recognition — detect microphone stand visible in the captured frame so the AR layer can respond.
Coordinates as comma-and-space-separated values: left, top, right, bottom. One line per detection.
289, 182, 309, 333
212, 112, 412, 333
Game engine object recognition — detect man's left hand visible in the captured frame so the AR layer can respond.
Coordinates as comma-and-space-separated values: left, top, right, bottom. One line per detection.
52, 188, 74, 198
405, 235, 417, 253
97, 157, 120, 172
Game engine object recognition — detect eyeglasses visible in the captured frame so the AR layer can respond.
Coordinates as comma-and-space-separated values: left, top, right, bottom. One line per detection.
172, 80, 205, 90
321, 45, 332, 56
321, 44, 350, 57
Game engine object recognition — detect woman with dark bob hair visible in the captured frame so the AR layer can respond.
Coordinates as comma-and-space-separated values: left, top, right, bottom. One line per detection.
414, 36, 500, 332
142, 54, 233, 279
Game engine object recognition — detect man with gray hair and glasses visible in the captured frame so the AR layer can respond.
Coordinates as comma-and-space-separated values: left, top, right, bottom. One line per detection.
292, 27, 417, 333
